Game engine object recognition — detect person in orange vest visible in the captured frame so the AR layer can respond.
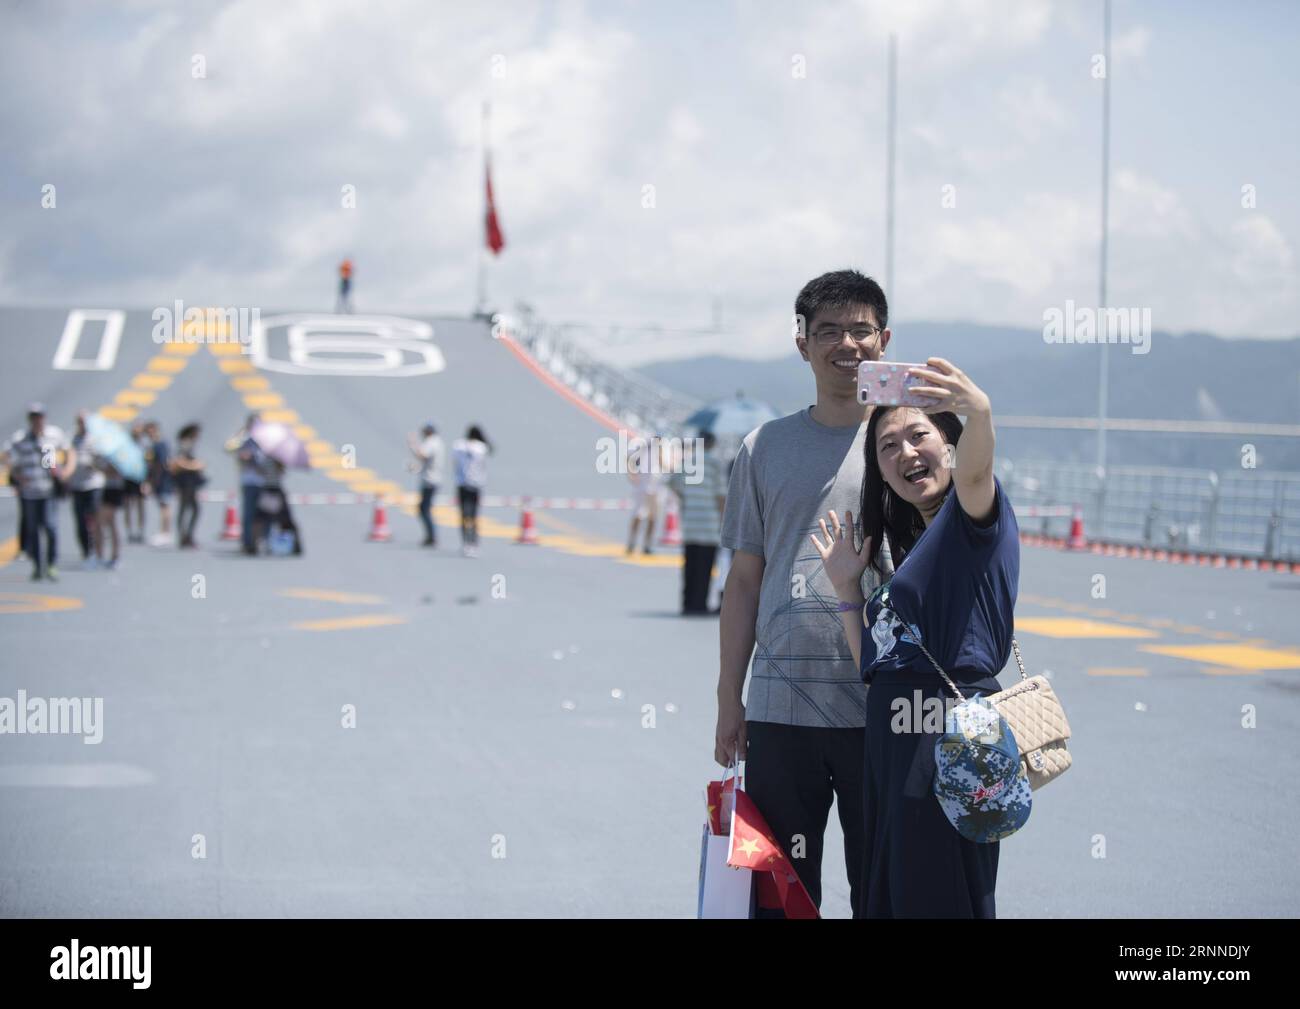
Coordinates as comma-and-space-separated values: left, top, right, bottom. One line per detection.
336, 258, 354, 313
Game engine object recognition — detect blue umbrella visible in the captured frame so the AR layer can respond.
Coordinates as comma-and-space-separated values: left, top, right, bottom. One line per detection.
85, 413, 146, 482
683, 396, 779, 438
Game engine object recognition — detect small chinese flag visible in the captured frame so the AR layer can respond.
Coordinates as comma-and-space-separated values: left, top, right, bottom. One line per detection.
726, 789, 819, 919
485, 161, 505, 256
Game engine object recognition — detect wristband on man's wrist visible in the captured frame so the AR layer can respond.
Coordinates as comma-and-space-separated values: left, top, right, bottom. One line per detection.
836, 599, 864, 612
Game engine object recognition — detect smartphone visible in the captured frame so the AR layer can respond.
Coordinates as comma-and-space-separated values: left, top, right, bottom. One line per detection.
857, 361, 934, 407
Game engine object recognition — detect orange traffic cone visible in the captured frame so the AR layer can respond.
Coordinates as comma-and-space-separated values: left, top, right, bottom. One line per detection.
221, 503, 242, 541
659, 501, 682, 547
516, 506, 540, 544
1067, 505, 1087, 551
367, 500, 393, 542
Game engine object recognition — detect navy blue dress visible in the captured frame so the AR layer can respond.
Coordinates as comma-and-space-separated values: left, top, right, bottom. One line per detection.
857, 475, 1019, 918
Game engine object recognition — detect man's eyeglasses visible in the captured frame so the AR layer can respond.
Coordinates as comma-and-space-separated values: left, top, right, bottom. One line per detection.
809, 324, 883, 346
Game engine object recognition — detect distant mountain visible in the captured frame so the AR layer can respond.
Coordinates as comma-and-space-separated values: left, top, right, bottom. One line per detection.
635, 322, 1300, 470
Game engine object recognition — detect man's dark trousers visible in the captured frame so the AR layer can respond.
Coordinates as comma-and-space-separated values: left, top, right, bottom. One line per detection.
240, 485, 260, 553
22, 496, 58, 574
744, 720, 865, 917
682, 542, 717, 613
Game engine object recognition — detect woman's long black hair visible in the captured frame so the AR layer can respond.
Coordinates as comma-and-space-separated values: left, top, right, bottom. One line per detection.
859, 406, 965, 575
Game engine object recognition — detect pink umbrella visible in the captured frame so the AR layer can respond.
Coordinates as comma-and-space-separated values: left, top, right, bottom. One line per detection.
249, 420, 310, 470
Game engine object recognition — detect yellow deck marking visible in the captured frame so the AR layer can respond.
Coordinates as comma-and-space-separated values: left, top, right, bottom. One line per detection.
326, 467, 375, 481
293, 614, 407, 632
161, 342, 200, 356
98, 405, 138, 421
1139, 644, 1300, 670
528, 534, 583, 547
1087, 667, 1150, 677
280, 588, 385, 605
532, 512, 614, 538
207, 342, 245, 357
147, 356, 189, 373
1199, 665, 1262, 677
1041, 606, 1254, 648
528, 512, 674, 562
200, 380, 680, 575
131, 373, 171, 390
182, 321, 229, 338
619, 552, 684, 568
1016, 617, 1158, 639
0, 592, 84, 615
219, 359, 254, 374
0, 537, 18, 568
534, 536, 625, 557
114, 390, 156, 406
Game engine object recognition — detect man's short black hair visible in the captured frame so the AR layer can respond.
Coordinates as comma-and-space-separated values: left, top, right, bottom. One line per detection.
795, 269, 889, 336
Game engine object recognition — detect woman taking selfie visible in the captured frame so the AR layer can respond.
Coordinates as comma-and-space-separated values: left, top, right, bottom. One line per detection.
810, 357, 1020, 918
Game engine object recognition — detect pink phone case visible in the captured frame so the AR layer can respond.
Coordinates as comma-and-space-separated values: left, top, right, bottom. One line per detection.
856, 361, 933, 407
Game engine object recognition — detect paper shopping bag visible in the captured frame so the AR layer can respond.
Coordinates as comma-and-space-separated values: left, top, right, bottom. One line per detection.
697, 824, 756, 918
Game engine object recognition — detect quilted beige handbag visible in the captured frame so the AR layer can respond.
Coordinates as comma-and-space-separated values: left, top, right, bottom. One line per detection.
905, 629, 1073, 790
986, 641, 1072, 790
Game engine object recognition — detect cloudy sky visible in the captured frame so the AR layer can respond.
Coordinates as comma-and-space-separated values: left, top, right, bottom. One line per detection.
1, 0, 1297, 363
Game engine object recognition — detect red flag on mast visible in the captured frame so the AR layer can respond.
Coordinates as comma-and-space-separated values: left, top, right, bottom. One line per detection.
485, 160, 505, 256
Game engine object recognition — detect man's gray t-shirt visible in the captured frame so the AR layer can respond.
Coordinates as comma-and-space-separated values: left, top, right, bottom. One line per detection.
721, 407, 891, 729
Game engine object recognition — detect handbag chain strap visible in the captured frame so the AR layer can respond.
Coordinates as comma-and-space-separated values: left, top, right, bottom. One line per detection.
881, 594, 1026, 704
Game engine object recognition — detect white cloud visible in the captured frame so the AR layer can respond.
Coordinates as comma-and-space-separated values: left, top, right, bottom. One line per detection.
0, 0, 1294, 359
997, 77, 1066, 141
1112, 25, 1151, 61
1230, 214, 1296, 285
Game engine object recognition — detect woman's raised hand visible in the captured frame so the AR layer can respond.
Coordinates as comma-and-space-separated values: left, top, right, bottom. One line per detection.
809, 509, 872, 601
905, 357, 991, 417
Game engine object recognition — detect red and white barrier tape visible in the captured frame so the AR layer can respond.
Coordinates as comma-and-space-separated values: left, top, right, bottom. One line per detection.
3, 486, 1289, 567
186, 489, 636, 509
0, 485, 647, 510
1019, 531, 1300, 574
